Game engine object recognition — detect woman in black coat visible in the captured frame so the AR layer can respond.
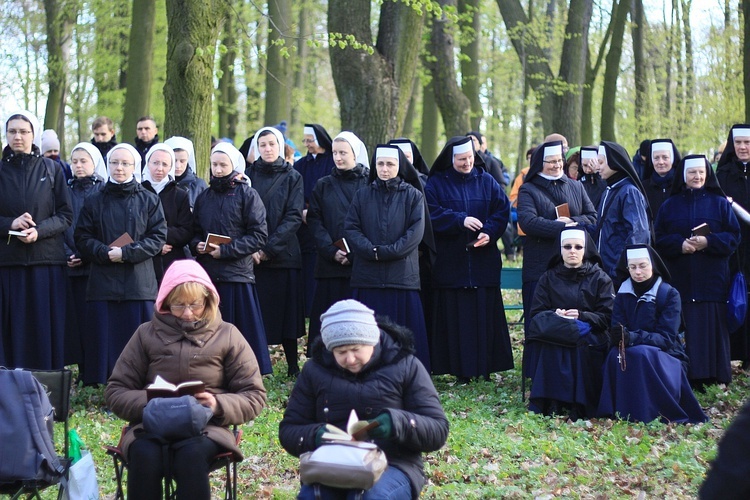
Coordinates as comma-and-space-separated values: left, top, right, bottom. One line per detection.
517, 140, 598, 330
191, 142, 272, 375
525, 229, 613, 419
279, 299, 449, 499
142, 144, 193, 283
306, 131, 370, 352
74, 143, 167, 385
0, 111, 73, 370
164, 136, 207, 209
642, 139, 681, 216
246, 126, 305, 377
578, 146, 606, 209
344, 145, 430, 371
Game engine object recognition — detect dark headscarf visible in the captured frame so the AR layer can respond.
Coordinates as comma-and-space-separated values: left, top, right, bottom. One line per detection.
370, 144, 436, 260
614, 244, 670, 292
388, 138, 429, 175
670, 154, 724, 196
600, 140, 653, 221
526, 140, 565, 183
717, 124, 750, 168
546, 228, 603, 270
238, 135, 254, 170
304, 124, 333, 153
429, 136, 485, 176
643, 138, 681, 180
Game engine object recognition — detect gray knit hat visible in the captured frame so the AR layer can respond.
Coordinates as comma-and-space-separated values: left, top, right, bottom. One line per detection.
320, 299, 380, 350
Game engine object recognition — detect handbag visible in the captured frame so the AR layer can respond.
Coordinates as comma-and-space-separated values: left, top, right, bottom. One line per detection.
142, 395, 213, 442
299, 441, 388, 490
727, 270, 747, 333
525, 310, 581, 346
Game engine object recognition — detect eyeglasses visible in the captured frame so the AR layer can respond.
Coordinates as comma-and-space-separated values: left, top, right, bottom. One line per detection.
562, 244, 584, 250
544, 159, 565, 166
148, 160, 171, 169
169, 302, 206, 314
302, 139, 316, 144
108, 160, 135, 168
7, 129, 32, 136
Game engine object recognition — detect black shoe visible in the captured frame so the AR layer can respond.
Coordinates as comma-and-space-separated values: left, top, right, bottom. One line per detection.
287, 367, 300, 379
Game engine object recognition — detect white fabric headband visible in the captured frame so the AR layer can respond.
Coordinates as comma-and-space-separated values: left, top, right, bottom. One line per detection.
543, 144, 562, 158
453, 141, 472, 156
580, 149, 597, 161
304, 126, 318, 145
375, 147, 399, 160
560, 229, 586, 244
683, 157, 706, 182
733, 128, 750, 139
394, 142, 413, 158
626, 248, 650, 261
598, 145, 607, 163
651, 142, 672, 155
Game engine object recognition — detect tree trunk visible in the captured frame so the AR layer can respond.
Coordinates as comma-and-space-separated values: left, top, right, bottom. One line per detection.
600, 0, 629, 142
681, 0, 694, 136
328, 0, 424, 151
553, 0, 592, 145
402, 76, 420, 138
42, 0, 74, 142
742, 0, 750, 121
427, 0, 471, 138
93, 0, 130, 127
291, 0, 311, 133
164, 0, 225, 178
631, 0, 648, 139
122, 0, 157, 145
265, 0, 291, 125
420, 80, 440, 166
218, 15, 239, 141
242, 1, 263, 134
458, 0, 483, 130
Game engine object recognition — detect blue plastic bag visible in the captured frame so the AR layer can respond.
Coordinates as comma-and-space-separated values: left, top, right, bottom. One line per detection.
728, 271, 747, 333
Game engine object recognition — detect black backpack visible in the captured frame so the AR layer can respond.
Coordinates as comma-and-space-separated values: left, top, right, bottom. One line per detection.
0, 369, 64, 488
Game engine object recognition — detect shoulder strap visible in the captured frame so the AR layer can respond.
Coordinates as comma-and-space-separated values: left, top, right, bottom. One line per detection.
17, 371, 64, 476
256, 170, 288, 209
329, 177, 353, 211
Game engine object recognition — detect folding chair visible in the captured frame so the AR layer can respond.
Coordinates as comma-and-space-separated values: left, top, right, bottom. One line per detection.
2, 368, 73, 500
106, 425, 243, 500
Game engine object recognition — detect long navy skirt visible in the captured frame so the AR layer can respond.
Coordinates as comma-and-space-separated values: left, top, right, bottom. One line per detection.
684, 302, 732, 384
83, 300, 153, 385
598, 345, 707, 423
308, 277, 353, 354
64, 275, 89, 366
0, 265, 66, 370
353, 288, 431, 372
215, 282, 272, 375
430, 287, 514, 378
254, 267, 305, 344
524, 340, 605, 417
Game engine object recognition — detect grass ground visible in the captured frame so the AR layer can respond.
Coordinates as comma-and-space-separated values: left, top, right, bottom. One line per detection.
43, 290, 749, 499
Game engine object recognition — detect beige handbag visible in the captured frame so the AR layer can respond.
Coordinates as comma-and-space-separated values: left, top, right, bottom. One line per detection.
299, 441, 388, 490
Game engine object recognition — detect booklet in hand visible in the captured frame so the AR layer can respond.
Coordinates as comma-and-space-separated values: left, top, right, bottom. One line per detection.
146, 375, 206, 400
555, 203, 570, 218
691, 223, 711, 237
320, 409, 380, 442
8, 230, 27, 237
333, 238, 351, 254
205, 233, 232, 247
109, 232, 134, 248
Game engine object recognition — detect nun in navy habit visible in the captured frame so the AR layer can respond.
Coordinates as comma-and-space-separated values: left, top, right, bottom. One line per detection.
655, 155, 740, 386
246, 127, 305, 376
306, 132, 370, 353
594, 141, 652, 280
525, 229, 613, 418
597, 245, 707, 423
642, 139, 681, 216
74, 143, 167, 384
191, 142, 273, 375
0, 111, 73, 370
294, 124, 336, 317
716, 124, 750, 364
424, 136, 513, 380
344, 144, 431, 370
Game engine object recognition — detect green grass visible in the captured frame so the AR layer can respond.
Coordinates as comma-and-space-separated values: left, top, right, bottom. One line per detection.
43, 298, 749, 498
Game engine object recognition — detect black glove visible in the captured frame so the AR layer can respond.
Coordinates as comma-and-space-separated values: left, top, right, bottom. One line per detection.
607, 324, 629, 347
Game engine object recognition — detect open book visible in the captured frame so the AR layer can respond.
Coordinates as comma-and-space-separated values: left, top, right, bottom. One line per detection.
146, 375, 205, 400
320, 409, 380, 442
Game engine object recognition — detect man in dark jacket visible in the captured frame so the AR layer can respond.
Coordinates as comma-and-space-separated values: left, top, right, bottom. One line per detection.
279, 300, 449, 499
91, 116, 118, 159
133, 116, 159, 166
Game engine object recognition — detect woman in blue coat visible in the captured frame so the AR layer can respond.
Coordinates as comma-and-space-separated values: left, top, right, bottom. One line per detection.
425, 136, 513, 380
595, 141, 652, 280
279, 299, 449, 499
597, 245, 707, 423
655, 155, 740, 386
191, 142, 273, 375
344, 145, 430, 370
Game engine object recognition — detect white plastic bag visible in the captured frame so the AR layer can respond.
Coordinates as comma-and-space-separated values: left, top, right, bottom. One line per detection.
62, 450, 99, 500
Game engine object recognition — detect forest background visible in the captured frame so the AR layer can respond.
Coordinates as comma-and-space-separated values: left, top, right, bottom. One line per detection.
0, 0, 743, 180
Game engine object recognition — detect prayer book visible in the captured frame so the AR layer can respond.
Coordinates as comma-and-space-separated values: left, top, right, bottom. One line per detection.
555, 203, 571, 218
8, 230, 27, 237
109, 232, 134, 247
205, 233, 232, 247
333, 238, 351, 254
320, 409, 380, 442
691, 223, 711, 237
146, 375, 206, 400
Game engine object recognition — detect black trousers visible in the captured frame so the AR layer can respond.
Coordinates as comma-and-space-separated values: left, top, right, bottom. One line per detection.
127, 435, 222, 500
